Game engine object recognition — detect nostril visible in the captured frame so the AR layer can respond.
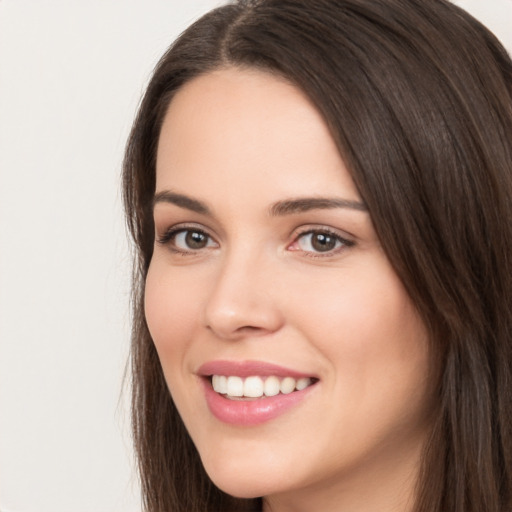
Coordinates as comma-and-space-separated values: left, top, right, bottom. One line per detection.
237, 325, 263, 333
206, 321, 280, 340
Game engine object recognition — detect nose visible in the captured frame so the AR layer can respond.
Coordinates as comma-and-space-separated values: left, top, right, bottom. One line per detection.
204, 251, 284, 340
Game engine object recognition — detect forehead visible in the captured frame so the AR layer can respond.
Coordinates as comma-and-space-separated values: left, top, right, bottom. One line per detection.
155, 67, 360, 204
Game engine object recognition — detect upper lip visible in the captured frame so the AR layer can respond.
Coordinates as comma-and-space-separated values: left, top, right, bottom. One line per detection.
197, 360, 317, 379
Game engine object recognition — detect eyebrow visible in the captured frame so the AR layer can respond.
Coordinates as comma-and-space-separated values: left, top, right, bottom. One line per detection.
153, 191, 211, 215
269, 197, 367, 216
153, 190, 367, 216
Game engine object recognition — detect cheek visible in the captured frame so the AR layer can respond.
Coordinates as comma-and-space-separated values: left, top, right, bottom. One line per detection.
144, 261, 202, 359
290, 269, 432, 457
287, 262, 429, 389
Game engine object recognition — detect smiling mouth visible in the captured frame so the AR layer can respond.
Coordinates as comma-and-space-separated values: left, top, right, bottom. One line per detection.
210, 375, 318, 400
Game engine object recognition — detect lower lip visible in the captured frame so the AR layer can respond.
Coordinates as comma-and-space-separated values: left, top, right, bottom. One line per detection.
202, 379, 316, 426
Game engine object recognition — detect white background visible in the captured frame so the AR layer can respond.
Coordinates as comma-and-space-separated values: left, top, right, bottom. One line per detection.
0, 1, 510, 511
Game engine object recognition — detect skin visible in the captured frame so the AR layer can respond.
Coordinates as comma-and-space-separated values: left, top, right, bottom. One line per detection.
145, 67, 435, 512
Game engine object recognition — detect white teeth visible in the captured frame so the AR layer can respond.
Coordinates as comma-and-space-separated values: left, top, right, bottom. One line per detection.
264, 376, 280, 397
280, 376, 296, 394
211, 375, 313, 398
212, 375, 227, 394
217, 375, 228, 394
296, 377, 310, 391
226, 376, 244, 397
244, 376, 264, 397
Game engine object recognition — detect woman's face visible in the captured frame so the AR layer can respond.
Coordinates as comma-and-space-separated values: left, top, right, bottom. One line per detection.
146, 68, 434, 510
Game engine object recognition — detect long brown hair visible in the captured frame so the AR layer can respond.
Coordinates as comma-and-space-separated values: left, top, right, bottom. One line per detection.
123, 1, 512, 511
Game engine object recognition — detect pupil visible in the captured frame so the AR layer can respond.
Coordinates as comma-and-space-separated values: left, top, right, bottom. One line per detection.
186, 231, 207, 249
312, 233, 336, 252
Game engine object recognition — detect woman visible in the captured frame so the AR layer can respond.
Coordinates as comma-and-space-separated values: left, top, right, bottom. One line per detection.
122, 1, 512, 511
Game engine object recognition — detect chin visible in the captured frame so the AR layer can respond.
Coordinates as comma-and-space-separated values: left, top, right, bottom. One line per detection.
200, 452, 287, 499
206, 471, 274, 499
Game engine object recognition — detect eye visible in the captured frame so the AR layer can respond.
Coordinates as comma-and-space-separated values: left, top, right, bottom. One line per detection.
158, 227, 218, 253
289, 229, 353, 256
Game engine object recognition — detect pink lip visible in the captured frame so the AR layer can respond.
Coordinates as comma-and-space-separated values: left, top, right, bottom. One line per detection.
197, 360, 315, 379
197, 360, 318, 426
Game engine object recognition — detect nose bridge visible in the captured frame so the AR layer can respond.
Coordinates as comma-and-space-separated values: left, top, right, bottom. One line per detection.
204, 242, 282, 339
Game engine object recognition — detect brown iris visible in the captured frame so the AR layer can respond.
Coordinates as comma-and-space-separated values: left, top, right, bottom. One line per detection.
185, 230, 209, 249
311, 232, 338, 252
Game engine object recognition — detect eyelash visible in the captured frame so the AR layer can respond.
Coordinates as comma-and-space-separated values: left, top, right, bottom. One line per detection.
156, 225, 354, 257
157, 225, 215, 256
289, 228, 354, 258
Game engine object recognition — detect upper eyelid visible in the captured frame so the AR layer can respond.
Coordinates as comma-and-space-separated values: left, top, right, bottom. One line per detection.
155, 222, 355, 247
159, 226, 217, 244
156, 226, 219, 256
291, 224, 355, 242
293, 230, 353, 247
157, 222, 216, 238
295, 229, 347, 241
